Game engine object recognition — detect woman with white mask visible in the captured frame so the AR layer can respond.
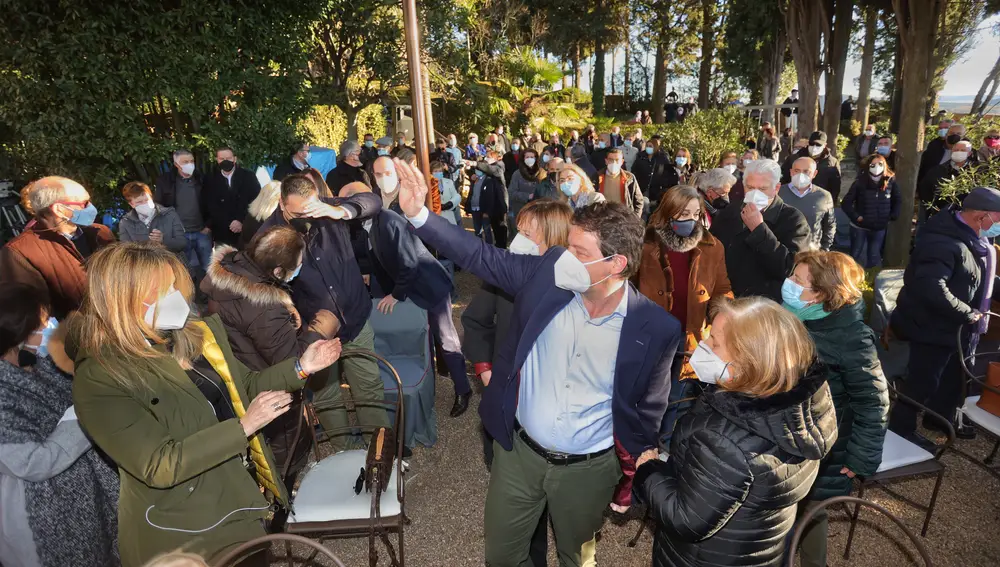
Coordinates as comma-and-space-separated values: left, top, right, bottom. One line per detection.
632, 297, 837, 567
460, 198, 572, 567
507, 148, 547, 236
68, 242, 344, 566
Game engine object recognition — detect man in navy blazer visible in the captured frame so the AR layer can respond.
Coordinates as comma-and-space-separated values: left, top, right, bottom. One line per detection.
340, 182, 472, 416
393, 159, 680, 567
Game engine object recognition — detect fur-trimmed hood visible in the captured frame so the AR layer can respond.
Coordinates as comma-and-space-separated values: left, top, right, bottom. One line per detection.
704, 362, 837, 460
200, 245, 294, 311
646, 222, 714, 254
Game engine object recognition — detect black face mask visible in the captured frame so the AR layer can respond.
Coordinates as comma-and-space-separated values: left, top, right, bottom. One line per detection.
947, 134, 962, 145
220, 159, 236, 173
289, 217, 314, 233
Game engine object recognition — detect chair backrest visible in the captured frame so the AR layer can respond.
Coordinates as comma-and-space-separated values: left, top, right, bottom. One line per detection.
786, 496, 933, 567
212, 533, 347, 567
957, 312, 1000, 401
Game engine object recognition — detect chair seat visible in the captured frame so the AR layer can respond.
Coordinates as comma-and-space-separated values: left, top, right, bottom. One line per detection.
288, 450, 400, 524
959, 396, 1000, 437
876, 431, 935, 473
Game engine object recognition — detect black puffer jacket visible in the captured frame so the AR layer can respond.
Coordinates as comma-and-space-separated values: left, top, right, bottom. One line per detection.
803, 302, 890, 500
841, 174, 901, 231
633, 364, 837, 567
891, 207, 986, 346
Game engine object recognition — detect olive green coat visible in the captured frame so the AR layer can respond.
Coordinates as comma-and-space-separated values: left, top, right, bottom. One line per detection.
72, 315, 304, 567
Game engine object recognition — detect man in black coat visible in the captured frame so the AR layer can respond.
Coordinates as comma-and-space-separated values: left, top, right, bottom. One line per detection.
918, 120, 970, 185
710, 158, 811, 301
272, 142, 311, 181
462, 151, 509, 248
202, 147, 262, 248
890, 187, 1000, 443
918, 140, 976, 212
570, 143, 599, 186
325, 140, 372, 196
780, 131, 843, 202
590, 133, 612, 172
361, 133, 379, 166
340, 182, 471, 417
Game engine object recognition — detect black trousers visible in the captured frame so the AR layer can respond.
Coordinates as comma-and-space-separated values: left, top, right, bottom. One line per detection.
889, 340, 966, 435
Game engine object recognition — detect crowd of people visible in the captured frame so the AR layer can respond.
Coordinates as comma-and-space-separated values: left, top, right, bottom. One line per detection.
0, 108, 997, 567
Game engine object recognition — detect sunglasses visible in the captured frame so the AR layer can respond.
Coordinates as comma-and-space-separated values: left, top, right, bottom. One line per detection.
809, 142, 825, 148
987, 136, 999, 141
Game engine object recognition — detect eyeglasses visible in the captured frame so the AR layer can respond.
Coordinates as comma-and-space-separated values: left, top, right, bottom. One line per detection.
987, 136, 999, 140
55, 199, 91, 209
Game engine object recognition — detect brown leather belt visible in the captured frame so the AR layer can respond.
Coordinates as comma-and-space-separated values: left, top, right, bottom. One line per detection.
513, 420, 613, 465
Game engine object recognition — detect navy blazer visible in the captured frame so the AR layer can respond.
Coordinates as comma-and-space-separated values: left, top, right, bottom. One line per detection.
366, 209, 453, 310
411, 212, 681, 504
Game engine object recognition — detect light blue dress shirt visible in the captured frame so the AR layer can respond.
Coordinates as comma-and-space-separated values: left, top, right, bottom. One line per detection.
515, 287, 628, 455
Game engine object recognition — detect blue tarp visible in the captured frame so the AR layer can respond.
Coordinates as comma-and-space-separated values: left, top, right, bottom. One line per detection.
260, 145, 338, 182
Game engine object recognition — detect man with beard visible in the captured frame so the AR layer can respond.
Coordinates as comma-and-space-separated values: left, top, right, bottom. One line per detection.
258, 173, 389, 450
695, 167, 736, 225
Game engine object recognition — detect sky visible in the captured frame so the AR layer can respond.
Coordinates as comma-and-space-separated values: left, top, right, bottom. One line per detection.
841, 15, 1000, 99
574, 15, 1000, 101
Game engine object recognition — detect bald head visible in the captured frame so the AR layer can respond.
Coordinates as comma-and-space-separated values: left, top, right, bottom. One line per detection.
340, 181, 372, 199
792, 157, 817, 175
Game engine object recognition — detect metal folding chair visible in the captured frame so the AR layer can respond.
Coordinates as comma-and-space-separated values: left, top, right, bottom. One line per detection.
213, 533, 348, 567
789, 496, 933, 567
283, 349, 407, 567
956, 317, 1000, 477
843, 384, 952, 559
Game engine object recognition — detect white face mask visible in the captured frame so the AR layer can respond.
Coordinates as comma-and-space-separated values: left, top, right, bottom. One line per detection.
524, 157, 536, 167
865, 130, 875, 137
508, 233, 540, 256
743, 189, 770, 211
135, 202, 155, 218
869, 163, 885, 176
179, 163, 195, 176
791, 173, 812, 190
376, 173, 399, 194
144, 288, 191, 331
553, 250, 617, 293
952, 151, 970, 164
808, 144, 824, 157
723, 164, 737, 175
606, 162, 622, 175
689, 340, 732, 384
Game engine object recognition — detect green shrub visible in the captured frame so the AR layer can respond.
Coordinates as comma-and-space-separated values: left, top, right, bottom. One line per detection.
936, 158, 1000, 206
642, 109, 755, 169
297, 104, 387, 149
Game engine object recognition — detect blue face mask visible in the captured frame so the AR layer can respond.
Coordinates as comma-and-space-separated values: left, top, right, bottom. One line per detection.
781, 278, 813, 310
377, 149, 390, 156
671, 219, 697, 237
433, 172, 445, 180
938, 128, 949, 138
645, 147, 654, 155
22, 316, 59, 358
559, 179, 579, 197
511, 144, 520, 152
980, 216, 1000, 238
365, 140, 374, 148
66, 203, 98, 226
287, 264, 302, 282
876, 145, 891, 156
675, 156, 688, 167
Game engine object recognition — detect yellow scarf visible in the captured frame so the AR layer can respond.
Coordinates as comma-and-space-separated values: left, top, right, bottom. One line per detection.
192, 321, 284, 503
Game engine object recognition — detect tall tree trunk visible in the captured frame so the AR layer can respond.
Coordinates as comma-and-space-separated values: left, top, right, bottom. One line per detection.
698, 0, 716, 109
762, 26, 788, 126
822, 0, 855, 159
971, 54, 1000, 115
885, 0, 945, 266
854, 7, 878, 128
624, 39, 631, 102
561, 58, 568, 90
652, 42, 667, 123
889, 28, 903, 133
573, 44, 582, 89
611, 47, 617, 96
786, 0, 826, 137
346, 105, 360, 142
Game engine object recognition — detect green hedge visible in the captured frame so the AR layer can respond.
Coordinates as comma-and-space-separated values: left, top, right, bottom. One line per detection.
297, 104, 388, 150
620, 109, 755, 170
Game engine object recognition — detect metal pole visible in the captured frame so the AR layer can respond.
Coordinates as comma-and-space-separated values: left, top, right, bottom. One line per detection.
401, 0, 432, 207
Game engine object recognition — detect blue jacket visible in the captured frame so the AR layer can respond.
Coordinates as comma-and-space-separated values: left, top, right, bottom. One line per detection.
364, 209, 453, 310
259, 192, 382, 342
411, 212, 681, 505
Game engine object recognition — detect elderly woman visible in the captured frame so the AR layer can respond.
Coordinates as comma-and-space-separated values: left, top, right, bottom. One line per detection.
1, 283, 120, 567
978, 128, 1000, 163
557, 163, 606, 211
633, 297, 837, 567
695, 167, 737, 223
782, 251, 889, 567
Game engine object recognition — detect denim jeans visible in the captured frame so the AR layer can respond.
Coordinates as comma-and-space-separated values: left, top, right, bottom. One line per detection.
472, 211, 493, 244
849, 226, 887, 269
659, 354, 695, 451
184, 231, 213, 279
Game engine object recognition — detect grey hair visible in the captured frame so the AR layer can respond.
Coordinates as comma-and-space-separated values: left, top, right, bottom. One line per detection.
743, 159, 782, 188
697, 168, 737, 191
22, 176, 80, 217
954, 139, 974, 151
172, 149, 193, 163
339, 139, 360, 161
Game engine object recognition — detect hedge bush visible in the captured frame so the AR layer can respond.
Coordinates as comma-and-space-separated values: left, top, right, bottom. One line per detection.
623, 109, 756, 170
297, 104, 388, 150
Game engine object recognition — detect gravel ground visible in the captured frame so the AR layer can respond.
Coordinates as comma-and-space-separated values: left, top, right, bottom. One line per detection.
268, 214, 1000, 567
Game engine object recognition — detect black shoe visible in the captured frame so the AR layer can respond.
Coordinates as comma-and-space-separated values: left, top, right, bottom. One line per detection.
402, 446, 413, 459
954, 421, 977, 440
450, 392, 471, 417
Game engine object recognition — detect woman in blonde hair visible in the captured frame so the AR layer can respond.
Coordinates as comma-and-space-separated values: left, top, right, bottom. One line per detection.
239, 180, 281, 248
781, 251, 889, 567
557, 163, 606, 211
69, 242, 344, 567
636, 185, 732, 447
632, 297, 837, 567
